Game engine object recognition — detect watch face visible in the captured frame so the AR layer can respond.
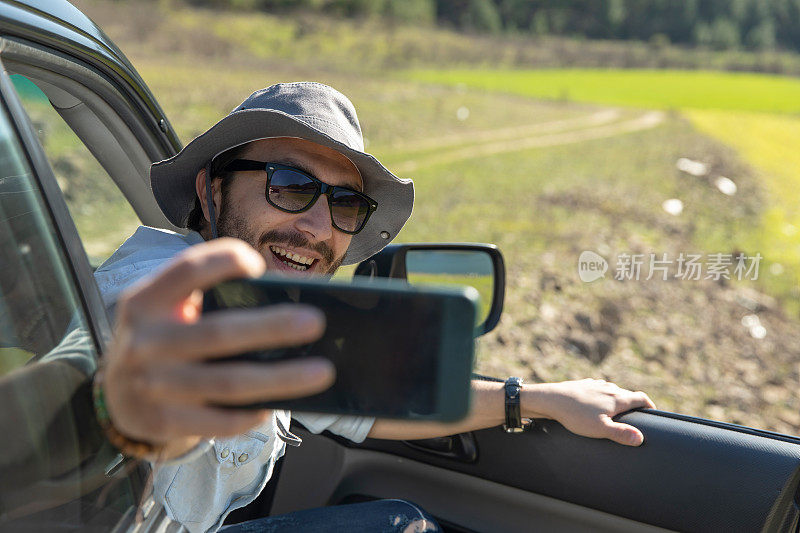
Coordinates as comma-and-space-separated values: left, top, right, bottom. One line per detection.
506, 377, 523, 396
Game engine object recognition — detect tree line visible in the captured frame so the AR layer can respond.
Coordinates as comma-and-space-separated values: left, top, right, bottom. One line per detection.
181, 0, 800, 53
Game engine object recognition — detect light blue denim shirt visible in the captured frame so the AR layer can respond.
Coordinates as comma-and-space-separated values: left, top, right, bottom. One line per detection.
94, 226, 375, 533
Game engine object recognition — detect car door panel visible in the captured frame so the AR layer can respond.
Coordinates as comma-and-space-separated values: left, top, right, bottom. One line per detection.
275, 410, 800, 532
0, 17, 178, 528
273, 427, 673, 533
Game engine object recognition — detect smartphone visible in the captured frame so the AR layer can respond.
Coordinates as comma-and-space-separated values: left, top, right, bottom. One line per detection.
202, 276, 479, 422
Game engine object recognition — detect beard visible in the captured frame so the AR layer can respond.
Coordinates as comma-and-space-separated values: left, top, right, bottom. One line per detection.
216, 194, 345, 276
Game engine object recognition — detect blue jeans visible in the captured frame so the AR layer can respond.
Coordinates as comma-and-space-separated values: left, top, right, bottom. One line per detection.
219, 499, 441, 532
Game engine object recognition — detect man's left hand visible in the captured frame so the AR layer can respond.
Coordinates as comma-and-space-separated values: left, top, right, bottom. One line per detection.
524, 379, 656, 446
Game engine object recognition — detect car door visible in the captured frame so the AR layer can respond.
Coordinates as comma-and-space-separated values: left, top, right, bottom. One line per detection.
266, 380, 800, 532
0, 55, 161, 531
0, 4, 181, 530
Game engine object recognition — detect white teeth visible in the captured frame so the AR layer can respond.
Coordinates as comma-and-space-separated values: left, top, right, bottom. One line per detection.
281, 259, 308, 271
270, 246, 314, 266
293, 253, 313, 265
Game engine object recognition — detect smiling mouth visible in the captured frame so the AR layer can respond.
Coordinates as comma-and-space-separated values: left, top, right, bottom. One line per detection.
269, 245, 318, 271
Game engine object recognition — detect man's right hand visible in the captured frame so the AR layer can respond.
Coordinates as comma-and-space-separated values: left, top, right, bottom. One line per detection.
101, 238, 335, 453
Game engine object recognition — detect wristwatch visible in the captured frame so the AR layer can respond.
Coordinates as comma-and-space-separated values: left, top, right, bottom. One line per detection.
503, 377, 531, 433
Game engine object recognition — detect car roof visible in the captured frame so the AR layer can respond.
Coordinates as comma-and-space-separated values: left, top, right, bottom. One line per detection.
5, 0, 122, 55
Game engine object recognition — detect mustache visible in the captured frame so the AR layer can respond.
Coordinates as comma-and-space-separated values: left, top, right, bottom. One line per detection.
258, 230, 335, 264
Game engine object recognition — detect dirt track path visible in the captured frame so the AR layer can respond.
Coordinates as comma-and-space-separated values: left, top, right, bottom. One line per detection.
393, 110, 665, 175
391, 109, 622, 153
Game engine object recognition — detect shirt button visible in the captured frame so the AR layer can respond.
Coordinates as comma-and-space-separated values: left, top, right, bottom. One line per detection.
220, 448, 230, 459
238, 453, 249, 462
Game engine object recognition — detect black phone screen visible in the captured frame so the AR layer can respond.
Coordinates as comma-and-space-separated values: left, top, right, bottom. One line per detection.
203, 278, 465, 418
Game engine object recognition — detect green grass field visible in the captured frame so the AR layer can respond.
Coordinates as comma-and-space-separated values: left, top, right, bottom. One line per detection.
687, 109, 800, 296
405, 68, 800, 114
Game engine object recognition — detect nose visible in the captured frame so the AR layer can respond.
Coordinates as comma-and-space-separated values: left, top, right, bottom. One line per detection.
294, 194, 333, 241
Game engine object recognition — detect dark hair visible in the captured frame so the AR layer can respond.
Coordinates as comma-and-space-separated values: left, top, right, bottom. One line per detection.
185, 143, 250, 232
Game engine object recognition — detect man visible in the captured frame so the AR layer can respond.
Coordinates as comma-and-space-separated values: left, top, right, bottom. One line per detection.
96, 83, 655, 532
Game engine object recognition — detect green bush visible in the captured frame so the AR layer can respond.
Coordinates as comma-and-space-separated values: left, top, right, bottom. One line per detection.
462, 0, 502, 33
709, 18, 741, 49
746, 21, 777, 50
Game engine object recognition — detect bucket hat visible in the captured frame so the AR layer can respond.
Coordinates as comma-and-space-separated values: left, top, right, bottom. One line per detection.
150, 82, 414, 265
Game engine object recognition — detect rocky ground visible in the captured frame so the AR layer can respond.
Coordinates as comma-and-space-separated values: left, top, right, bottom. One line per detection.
477, 259, 800, 435
476, 141, 800, 435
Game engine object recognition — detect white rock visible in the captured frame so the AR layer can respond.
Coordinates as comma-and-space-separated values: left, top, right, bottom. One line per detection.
770, 263, 784, 275
540, 303, 558, 321
662, 198, 684, 216
750, 325, 767, 339
714, 176, 737, 196
741, 314, 760, 328
676, 158, 709, 177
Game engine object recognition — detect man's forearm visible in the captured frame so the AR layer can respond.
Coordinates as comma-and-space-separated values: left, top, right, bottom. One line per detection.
367, 377, 654, 447
367, 379, 550, 440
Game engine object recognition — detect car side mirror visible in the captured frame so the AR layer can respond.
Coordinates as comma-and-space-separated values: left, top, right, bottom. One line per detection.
354, 243, 505, 336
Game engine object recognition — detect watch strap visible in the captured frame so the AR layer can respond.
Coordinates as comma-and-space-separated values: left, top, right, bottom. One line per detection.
503, 376, 526, 433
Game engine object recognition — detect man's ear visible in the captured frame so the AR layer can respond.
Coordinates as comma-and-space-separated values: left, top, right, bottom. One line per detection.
195, 167, 223, 223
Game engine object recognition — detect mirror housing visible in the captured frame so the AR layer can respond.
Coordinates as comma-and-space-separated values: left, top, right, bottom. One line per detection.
354, 243, 505, 336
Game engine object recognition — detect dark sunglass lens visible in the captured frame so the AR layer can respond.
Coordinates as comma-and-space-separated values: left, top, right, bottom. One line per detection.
330, 190, 370, 232
268, 169, 318, 211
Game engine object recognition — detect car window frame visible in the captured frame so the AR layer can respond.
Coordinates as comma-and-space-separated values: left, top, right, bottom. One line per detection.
0, 56, 112, 352
0, 57, 165, 529
0, 22, 190, 528
0, 35, 180, 231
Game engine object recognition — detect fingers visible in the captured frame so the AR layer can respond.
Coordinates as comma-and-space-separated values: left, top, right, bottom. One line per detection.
145, 358, 336, 405
590, 379, 657, 411
617, 390, 657, 411
634, 391, 657, 410
104, 239, 336, 444
600, 415, 645, 446
133, 304, 325, 362
603, 388, 653, 446
119, 238, 266, 321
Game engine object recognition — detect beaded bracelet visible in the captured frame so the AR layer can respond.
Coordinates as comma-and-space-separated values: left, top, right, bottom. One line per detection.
93, 358, 160, 461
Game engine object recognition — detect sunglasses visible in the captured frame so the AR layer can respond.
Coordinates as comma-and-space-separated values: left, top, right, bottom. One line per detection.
222, 160, 378, 235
